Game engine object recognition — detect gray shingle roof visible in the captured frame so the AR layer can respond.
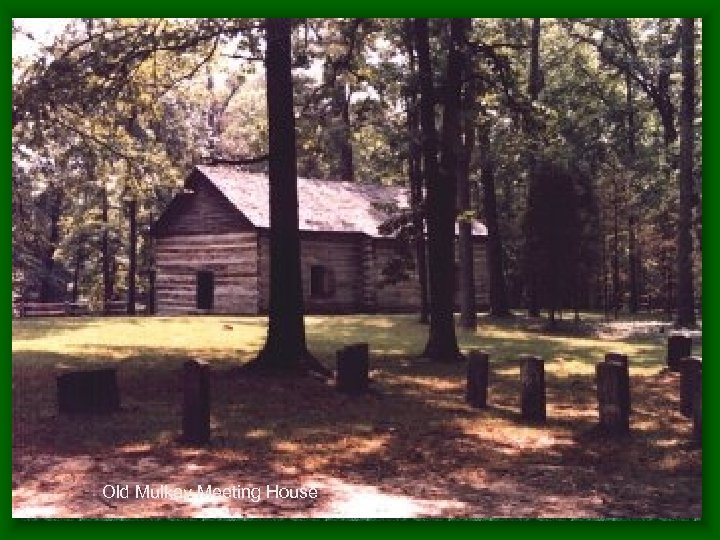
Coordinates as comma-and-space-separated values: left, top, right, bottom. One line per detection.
195, 165, 487, 238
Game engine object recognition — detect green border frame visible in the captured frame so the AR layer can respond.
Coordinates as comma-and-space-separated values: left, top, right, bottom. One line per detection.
5, 4, 716, 536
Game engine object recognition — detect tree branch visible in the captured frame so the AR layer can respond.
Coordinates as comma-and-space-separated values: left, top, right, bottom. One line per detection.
202, 155, 269, 166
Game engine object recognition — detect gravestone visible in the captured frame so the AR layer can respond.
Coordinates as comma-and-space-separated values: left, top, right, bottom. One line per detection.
466, 350, 489, 408
57, 368, 120, 414
596, 361, 630, 435
182, 359, 210, 445
679, 356, 702, 418
667, 334, 692, 372
520, 356, 546, 423
336, 343, 369, 394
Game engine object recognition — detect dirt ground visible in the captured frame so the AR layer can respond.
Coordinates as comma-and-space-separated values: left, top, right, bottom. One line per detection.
12, 365, 701, 519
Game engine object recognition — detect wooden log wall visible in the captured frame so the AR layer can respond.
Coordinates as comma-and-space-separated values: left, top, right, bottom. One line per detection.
372, 238, 490, 312
155, 232, 259, 315
154, 175, 251, 236
373, 240, 422, 312
361, 237, 378, 312
258, 232, 364, 314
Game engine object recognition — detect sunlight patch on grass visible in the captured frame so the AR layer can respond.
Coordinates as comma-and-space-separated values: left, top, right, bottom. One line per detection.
12, 316, 267, 357
13, 314, 670, 374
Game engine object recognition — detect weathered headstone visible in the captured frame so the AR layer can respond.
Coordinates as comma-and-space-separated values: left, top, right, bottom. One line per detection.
604, 352, 631, 417
596, 361, 630, 435
679, 356, 702, 418
57, 368, 120, 414
605, 352, 629, 370
336, 343, 369, 394
692, 380, 702, 445
466, 350, 489, 408
520, 356, 546, 423
182, 359, 210, 445
667, 334, 692, 372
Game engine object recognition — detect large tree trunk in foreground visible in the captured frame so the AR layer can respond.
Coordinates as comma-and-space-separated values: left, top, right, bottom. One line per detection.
246, 18, 326, 375
415, 18, 462, 362
479, 125, 511, 318
676, 18, 696, 327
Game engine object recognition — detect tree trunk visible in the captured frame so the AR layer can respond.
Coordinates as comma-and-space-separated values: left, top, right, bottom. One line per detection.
458, 74, 477, 329
479, 125, 510, 317
412, 135, 430, 325
526, 18, 542, 317
626, 68, 639, 315
628, 214, 638, 314
39, 186, 62, 301
403, 22, 430, 324
247, 18, 326, 375
612, 176, 620, 319
676, 18, 696, 327
127, 197, 137, 316
72, 241, 82, 303
332, 79, 355, 182
101, 185, 113, 313
415, 18, 462, 362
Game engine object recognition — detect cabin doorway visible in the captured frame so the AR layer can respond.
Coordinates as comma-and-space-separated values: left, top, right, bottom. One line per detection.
196, 271, 214, 310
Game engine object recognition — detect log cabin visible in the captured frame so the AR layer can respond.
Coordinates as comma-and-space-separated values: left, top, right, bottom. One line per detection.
150, 165, 489, 315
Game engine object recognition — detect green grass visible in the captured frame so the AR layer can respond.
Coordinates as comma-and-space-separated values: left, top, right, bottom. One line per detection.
11, 313, 687, 375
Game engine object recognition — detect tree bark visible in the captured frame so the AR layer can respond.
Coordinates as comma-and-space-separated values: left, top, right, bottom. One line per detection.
612, 175, 620, 319
337, 82, 354, 182
72, 241, 83, 303
101, 185, 113, 313
626, 68, 640, 315
676, 18, 696, 327
247, 18, 326, 375
526, 18, 542, 317
415, 18, 462, 362
458, 73, 477, 329
39, 186, 62, 302
478, 125, 510, 317
127, 197, 137, 316
403, 22, 430, 324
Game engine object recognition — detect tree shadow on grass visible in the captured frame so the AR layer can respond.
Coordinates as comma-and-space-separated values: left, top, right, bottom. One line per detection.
12, 344, 701, 518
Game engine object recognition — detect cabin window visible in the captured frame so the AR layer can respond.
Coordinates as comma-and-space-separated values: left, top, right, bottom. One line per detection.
196, 271, 214, 310
310, 265, 336, 298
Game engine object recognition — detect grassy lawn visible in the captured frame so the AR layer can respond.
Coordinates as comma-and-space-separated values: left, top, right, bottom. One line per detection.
12, 314, 701, 518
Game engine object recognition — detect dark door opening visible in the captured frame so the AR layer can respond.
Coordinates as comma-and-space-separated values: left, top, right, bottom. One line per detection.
196, 271, 214, 310
310, 265, 336, 298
